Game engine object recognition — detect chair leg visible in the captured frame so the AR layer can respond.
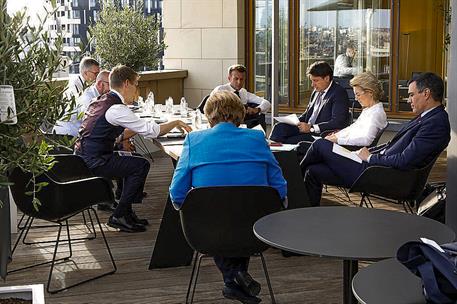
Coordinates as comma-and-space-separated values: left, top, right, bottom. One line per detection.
259, 252, 276, 304
47, 208, 116, 294
403, 201, 414, 214
189, 253, 205, 304
366, 196, 373, 208
22, 212, 96, 245
185, 252, 199, 304
17, 213, 27, 230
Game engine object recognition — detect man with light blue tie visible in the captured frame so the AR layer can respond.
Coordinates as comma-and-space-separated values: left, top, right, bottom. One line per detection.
270, 61, 350, 144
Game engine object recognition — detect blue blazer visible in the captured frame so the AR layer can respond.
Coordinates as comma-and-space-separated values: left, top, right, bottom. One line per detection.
299, 81, 350, 132
169, 123, 288, 205
369, 105, 450, 169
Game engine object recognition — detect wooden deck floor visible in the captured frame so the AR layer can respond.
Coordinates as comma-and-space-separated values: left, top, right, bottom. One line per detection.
1, 151, 446, 304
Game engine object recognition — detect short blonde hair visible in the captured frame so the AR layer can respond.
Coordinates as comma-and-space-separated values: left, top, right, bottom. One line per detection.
204, 91, 246, 127
350, 71, 384, 101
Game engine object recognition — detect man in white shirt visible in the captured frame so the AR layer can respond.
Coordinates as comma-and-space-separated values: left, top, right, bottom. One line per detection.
53, 57, 101, 136
67, 57, 100, 97
75, 65, 191, 233
211, 64, 270, 130
53, 70, 110, 136
334, 45, 359, 78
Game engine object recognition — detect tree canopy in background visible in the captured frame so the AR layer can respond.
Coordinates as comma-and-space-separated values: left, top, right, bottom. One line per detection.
90, 0, 166, 71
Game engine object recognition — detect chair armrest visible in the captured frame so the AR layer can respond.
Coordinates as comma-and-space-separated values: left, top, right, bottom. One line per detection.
52, 176, 114, 212
49, 155, 94, 182
349, 166, 422, 201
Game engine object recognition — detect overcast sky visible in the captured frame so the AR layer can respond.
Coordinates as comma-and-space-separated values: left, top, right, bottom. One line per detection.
7, 1, 47, 25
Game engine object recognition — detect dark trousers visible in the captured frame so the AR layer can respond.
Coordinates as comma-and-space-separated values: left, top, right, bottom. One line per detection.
214, 256, 250, 284
300, 139, 366, 206
92, 153, 150, 217
245, 113, 266, 131
270, 123, 316, 144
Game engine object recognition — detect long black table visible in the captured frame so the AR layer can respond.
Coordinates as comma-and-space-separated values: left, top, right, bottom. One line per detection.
148, 137, 308, 269
253, 206, 455, 304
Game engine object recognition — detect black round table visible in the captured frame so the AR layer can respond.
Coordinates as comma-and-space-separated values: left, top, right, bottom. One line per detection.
352, 258, 426, 304
253, 206, 455, 304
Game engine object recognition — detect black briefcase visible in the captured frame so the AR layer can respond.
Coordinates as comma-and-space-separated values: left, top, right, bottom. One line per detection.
417, 182, 446, 223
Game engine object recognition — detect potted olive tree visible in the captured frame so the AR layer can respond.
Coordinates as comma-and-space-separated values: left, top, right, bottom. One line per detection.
89, 0, 165, 70
0, 0, 71, 288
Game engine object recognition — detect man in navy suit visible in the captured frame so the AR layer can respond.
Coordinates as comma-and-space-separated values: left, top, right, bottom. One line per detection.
270, 61, 350, 144
301, 72, 450, 206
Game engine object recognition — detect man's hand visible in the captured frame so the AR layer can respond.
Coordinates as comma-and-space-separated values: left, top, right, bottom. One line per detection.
357, 147, 371, 162
246, 107, 261, 115
325, 133, 338, 143
159, 120, 192, 136
297, 122, 312, 133
175, 120, 193, 133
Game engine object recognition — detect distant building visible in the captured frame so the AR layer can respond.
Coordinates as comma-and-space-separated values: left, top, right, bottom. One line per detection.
46, 0, 162, 74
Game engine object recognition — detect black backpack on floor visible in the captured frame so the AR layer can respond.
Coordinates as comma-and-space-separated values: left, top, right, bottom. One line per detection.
417, 182, 446, 223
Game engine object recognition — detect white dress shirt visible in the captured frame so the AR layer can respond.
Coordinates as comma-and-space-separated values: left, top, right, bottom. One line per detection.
66, 74, 85, 98
336, 102, 387, 146
105, 90, 161, 138
53, 84, 100, 137
334, 54, 358, 77
309, 83, 332, 133
211, 83, 271, 113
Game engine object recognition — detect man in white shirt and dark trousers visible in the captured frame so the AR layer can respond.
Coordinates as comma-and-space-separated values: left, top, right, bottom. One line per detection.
75, 65, 191, 233
53, 57, 101, 136
211, 64, 271, 130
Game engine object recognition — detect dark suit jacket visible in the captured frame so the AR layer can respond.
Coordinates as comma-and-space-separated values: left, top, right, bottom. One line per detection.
299, 81, 350, 133
369, 105, 450, 170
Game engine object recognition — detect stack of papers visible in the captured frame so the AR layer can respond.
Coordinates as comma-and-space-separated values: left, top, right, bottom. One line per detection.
332, 144, 362, 163
273, 114, 299, 126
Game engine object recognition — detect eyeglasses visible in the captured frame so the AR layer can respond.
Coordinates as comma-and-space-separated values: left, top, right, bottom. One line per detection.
354, 90, 366, 98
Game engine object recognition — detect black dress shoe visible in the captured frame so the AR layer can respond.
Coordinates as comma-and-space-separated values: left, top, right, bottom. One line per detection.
222, 282, 261, 304
129, 211, 149, 226
107, 215, 146, 233
235, 271, 261, 297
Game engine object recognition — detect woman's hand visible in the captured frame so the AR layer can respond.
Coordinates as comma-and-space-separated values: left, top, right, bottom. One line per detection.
325, 133, 338, 143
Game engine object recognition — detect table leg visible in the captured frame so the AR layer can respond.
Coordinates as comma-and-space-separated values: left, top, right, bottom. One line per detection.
148, 158, 194, 269
343, 259, 358, 304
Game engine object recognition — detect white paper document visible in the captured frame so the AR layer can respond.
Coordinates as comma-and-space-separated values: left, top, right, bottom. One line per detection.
251, 124, 266, 135
273, 114, 299, 126
332, 143, 362, 163
420, 237, 445, 252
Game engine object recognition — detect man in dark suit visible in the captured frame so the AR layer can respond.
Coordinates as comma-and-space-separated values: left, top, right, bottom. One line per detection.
300, 72, 450, 206
270, 61, 350, 144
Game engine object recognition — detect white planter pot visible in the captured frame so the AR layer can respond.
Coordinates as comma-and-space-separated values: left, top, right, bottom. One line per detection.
0, 284, 45, 304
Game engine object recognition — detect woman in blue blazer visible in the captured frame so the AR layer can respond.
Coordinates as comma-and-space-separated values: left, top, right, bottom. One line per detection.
170, 91, 287, 304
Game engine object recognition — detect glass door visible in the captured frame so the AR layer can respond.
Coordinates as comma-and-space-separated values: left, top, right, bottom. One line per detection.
298, 0, 391, 110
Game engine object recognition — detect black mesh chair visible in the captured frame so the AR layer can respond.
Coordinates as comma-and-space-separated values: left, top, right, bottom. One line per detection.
8, 154, 117, 293
15, 155, 102, 243
178, 186, 282, 304
348, 156, 438, 213
196, 94, 210, 113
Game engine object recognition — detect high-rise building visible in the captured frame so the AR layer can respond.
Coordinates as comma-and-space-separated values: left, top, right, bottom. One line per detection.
46, 0, 162, 74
